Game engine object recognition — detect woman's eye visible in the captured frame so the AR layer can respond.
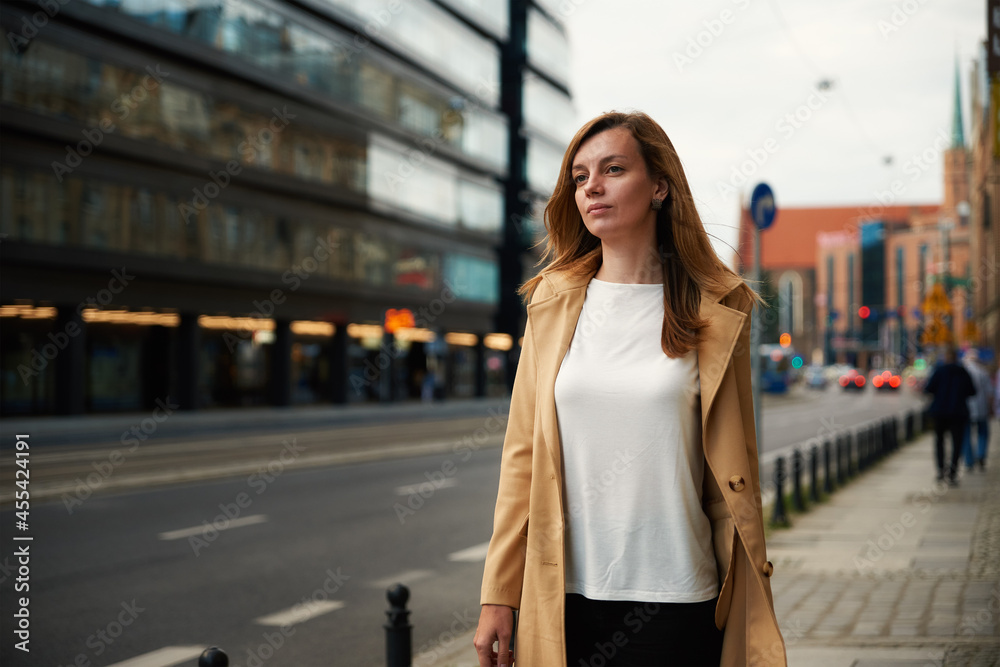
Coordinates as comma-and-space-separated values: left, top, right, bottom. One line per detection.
608, 166, 622, 174
574, 174, 587, 184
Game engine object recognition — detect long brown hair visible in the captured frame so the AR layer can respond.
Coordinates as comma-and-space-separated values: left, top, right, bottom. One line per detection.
519, 111, 764, 358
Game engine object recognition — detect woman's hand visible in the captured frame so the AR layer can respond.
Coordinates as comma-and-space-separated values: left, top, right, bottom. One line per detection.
473, 604, 515, 667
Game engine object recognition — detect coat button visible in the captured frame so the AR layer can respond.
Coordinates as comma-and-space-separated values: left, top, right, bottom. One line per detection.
728, 475, 745, 492
762, 561, 774, 577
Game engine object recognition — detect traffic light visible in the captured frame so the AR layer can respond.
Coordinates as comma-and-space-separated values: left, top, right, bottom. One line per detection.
858, 306, 870, 319
779, 332, 791, 348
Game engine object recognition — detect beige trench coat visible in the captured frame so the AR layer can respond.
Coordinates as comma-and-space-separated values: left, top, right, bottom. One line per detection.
480, 267, 787, 666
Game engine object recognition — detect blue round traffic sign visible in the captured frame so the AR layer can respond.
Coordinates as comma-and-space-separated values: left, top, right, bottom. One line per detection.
750, 183, 776, 231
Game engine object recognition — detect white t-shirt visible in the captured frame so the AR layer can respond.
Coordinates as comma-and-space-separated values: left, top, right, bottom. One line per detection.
553, 277, 719, 603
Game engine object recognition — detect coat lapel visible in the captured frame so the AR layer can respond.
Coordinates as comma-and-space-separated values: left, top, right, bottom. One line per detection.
697, 292, 748, 431
526, 271, 590, 477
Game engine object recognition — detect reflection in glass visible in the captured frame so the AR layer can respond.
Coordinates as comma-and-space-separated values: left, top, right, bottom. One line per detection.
436, 0, 509, 38
527, 9, 570, 84
1, 166, 499, 302
74, 0, 508, 170
524, 74, 575, 143
526, 137, 565, 195
312, 0, 499, 105
1, 38, 368, 194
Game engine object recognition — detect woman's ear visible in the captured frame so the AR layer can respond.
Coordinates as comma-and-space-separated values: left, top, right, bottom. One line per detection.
654, 175, 669, 201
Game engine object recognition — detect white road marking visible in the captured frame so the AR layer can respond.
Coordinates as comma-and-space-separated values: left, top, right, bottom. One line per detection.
395, 477, 458, 496
254, 599, 345, 627
369, 569, 435, 589
448, 542, 490, 562
157, 514, 268, 541
105, 646, 205, 667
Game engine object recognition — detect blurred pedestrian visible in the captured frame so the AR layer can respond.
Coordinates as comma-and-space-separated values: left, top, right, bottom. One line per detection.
474, 111, 785, 667
961, 349, 993, 471
995, 365, 1000, 423
923, 344, 976, 485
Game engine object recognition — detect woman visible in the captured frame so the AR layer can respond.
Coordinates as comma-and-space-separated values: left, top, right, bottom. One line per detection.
473, 111, 786, 666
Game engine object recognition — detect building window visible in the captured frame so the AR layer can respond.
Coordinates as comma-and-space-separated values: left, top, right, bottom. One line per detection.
66, 0, 508, 170
895, 246, 904, 308
847, 254, 855, 334
826, 254, 834, 322
527, 8, 570, 84
918, 244, 928, 296
777, 271, 802, 337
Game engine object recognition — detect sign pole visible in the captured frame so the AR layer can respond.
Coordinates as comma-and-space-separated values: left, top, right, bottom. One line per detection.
749, 183, 776, 487
752, 225, 763, 482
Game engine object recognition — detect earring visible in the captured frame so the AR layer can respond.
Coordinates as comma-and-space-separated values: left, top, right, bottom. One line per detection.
651, 198, 663, 210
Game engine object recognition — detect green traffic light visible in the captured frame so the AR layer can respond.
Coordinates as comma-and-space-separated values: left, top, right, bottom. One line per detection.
792, 356, 803, 369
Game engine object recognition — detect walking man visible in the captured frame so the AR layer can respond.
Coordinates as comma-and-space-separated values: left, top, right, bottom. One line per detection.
923, 344, 976, 486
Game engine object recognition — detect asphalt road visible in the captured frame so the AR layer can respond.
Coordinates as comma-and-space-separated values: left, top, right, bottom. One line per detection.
0, 384, 929, 667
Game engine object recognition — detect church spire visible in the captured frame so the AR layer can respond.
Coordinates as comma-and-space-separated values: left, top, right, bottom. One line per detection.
951, 56, 964, 149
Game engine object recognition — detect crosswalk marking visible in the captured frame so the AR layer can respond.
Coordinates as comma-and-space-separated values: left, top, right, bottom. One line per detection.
254, 600, 345, 627
105, 646, 205, 667
448, 542, 490, 562
157, 514, 268, 541
394, 477, 458, 496
369, 569, 435, 589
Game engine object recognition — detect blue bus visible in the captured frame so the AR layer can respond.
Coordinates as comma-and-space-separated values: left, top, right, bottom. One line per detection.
759, 344, 795, 393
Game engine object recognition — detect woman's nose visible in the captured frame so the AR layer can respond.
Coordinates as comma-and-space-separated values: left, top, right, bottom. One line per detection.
584, 176, 602, 196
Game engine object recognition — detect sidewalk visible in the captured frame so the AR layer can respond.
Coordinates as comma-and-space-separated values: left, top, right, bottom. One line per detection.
420, 428, 1000, 666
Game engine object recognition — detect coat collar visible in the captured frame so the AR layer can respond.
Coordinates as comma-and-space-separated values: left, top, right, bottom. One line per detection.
526, 267, 747, 474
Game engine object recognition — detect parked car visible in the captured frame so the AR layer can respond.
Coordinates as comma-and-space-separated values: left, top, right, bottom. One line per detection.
869, 369, 902, 391
825, 363, 853, 383
838, 368, 866, 391
803, 364, 828, 389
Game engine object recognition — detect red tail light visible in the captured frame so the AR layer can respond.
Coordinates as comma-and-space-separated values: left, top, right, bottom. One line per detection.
889, 376, 901, 388
855, 376, 865, 387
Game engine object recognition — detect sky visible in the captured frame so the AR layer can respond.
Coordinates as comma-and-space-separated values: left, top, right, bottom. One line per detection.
562, 0, 988, 264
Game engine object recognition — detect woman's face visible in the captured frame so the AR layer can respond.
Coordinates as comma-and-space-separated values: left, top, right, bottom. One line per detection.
572, 127, 668, 244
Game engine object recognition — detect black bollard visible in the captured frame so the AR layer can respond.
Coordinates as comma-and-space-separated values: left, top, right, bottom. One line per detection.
771, 457, 789, 526
385, 583, 412, 667
836, 436, 844, 486
861, 425, 870, 469
792, 449, 805, 511
823, 439, 833, 493
198, 648, 228, 667
905, 412, 914, 442
854, 430, 862, 474
847, 432, 856, 477
892, 416, 899, 450
809, 445, 820, 503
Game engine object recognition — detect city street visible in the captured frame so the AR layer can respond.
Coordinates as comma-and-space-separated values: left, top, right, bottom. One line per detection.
1, 386, 927, 667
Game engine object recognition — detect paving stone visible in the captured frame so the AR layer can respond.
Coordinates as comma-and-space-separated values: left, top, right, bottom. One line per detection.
889, 623, 924, 636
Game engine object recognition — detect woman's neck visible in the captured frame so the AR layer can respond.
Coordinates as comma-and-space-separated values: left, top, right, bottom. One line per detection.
594, 240, 663, 284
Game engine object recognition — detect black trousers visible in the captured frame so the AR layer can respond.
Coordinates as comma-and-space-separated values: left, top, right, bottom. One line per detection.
564, 593, 723, 667
933, 415, 966, 479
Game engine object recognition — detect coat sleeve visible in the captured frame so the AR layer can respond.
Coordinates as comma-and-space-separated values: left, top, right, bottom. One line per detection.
729, 288, 766, 535
480, 288, 545, 609
964, 367, 977, 399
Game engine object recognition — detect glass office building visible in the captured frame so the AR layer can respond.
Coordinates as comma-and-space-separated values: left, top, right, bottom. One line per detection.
0, 0, 574, 414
